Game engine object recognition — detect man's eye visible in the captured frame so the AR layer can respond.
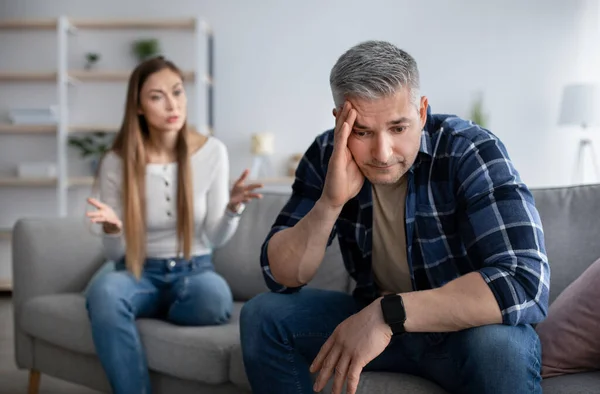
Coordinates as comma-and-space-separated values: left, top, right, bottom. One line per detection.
150, 96, 161, 101
353, 130, 368, 137
394, 127, 406, 133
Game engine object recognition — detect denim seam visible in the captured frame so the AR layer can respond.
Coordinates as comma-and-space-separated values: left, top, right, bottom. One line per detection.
128, 288, 157, 394
292, 332, 332, 393
528, 330, 541, 394
292, 332, 331, 339
282, 336, 303, 394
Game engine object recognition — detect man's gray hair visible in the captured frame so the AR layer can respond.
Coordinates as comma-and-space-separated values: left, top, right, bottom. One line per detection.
330, 41, 420, 109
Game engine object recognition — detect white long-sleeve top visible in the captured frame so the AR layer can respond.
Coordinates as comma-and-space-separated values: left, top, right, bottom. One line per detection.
99, 137, 240, 261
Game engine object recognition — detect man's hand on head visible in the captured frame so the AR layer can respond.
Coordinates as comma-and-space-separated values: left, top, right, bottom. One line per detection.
320, 101, 365, 211
310, 297, 392, 394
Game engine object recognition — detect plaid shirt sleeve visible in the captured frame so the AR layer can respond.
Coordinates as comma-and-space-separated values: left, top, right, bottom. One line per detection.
455, 131, 550, 326
259, 134, 337, 293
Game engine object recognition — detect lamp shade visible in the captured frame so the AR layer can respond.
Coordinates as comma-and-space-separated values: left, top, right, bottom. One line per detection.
558, 84, 600, 128
251, 132, 274, 155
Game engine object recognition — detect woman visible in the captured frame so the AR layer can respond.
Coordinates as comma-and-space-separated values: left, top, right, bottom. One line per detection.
85, 56, 262, 394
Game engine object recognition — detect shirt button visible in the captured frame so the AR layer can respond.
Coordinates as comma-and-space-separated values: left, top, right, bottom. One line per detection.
168, 260, 176, 268
164, 180, 169, 186
166, 195, 170, 202
167, 211, 172, 217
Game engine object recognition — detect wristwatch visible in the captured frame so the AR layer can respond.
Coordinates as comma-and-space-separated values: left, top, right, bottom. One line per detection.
380, 294, 407, 336
227, 203, 246, 216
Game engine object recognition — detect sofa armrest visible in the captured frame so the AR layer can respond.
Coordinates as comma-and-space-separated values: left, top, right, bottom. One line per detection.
12, 217, 104, 308
12, 217, 105, 369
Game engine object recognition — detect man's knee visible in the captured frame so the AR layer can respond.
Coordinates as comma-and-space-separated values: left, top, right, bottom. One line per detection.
240, 292, 290, 334
459, 324, 541, 372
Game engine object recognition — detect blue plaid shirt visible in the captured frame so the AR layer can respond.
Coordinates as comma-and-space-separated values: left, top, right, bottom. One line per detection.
260, 108, 550, 326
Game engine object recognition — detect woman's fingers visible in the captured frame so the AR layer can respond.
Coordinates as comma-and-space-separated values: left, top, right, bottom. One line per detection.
87, 197, 106, 210
244, 183, 264, 192
235, 169, 250, 186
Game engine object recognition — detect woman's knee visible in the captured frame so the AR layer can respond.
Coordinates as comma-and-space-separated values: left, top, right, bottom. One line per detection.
86, 272, 136, 321
170, 271, 234, 326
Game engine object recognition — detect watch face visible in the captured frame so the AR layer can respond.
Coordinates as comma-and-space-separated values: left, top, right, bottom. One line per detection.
383, 295, 406, 324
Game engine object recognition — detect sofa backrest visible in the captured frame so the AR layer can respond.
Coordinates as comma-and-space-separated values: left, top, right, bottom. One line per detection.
216, 183, 600, 305
213, 191, 349, 301
530, 184, 600, 304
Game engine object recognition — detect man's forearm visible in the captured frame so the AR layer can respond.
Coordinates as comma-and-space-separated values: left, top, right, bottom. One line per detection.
267, 199, 342, 288
400, 272, 502, 332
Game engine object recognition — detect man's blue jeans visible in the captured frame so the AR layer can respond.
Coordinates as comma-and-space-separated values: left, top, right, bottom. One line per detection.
240, 288, 542, 394
85, 255, 233, 394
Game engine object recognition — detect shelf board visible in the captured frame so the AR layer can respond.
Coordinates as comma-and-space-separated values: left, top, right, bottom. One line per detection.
0, 71, 56, 81
0, 70, 203, 83
252, 177, 295, 184
71, 18, 196, 30
0, 18, 199, 31
69, 70, 196, 82
0, 177, 57, 187
0, 124, 121, 134
0, 124, 57, 134
0, 279, 12, 292
69, 125, 119, 133
0, 176, 98, 187
69, 176, 95, 187
0, 18, 57, 30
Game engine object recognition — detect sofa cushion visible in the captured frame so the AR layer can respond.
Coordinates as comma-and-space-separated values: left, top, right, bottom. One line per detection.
541, 371, 600, 394
213, 191, 349, 301
536, 257, 600, 378
531, 184, 600, 304
20, 293, 244, 384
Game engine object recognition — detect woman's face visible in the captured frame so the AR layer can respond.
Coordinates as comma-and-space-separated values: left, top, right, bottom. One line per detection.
138, 68, 187, 133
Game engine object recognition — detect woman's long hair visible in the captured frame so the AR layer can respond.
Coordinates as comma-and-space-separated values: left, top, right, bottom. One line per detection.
100, 57, 194, 278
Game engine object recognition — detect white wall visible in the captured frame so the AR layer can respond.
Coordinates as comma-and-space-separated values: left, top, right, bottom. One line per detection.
2, 0, 599, 186
0, 0, 599, 280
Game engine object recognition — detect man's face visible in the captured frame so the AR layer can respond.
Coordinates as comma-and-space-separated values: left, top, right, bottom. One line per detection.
335, 89, 428, 185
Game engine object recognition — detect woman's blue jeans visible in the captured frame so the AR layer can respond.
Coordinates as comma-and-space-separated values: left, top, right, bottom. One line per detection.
85, 255, 233, 394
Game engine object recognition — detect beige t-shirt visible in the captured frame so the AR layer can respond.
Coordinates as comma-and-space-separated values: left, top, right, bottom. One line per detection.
371, 176, 412, 294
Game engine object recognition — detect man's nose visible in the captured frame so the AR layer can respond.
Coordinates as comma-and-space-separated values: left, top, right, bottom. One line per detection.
371, 134, 392, 164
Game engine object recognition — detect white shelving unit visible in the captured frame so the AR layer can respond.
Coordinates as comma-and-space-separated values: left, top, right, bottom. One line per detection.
0, 16, 215, 290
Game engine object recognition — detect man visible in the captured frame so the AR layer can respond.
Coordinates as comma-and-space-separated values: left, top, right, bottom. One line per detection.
240, 40, 550, 394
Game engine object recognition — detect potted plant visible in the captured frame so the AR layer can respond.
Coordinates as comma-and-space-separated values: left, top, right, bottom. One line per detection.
68, 131, 114, 173
132, 38, 161, 63
470, 92, 489, 128
84, 52, 100, 70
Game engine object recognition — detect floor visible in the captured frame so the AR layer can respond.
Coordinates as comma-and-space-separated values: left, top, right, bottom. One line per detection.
0, 293, 101, 394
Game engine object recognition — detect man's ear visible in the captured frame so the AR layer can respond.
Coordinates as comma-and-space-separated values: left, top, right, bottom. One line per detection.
332, 108, 338, 118
419, 96, 428, 128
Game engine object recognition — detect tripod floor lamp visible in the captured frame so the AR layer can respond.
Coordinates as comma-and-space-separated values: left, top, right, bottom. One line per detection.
559, 83, 600, 184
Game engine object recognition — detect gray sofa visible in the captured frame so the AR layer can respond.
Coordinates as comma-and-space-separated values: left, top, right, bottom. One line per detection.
12, 184, 600, 393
